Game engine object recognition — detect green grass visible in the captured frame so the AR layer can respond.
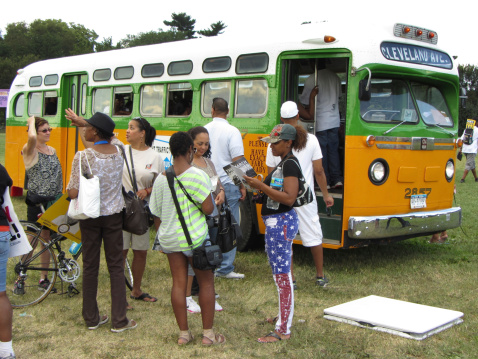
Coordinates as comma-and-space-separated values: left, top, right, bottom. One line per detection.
4, 135, 478, 358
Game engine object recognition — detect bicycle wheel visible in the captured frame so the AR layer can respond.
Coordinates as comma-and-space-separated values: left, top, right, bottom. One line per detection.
124, 254, 134, 291
7, 224, 58, 308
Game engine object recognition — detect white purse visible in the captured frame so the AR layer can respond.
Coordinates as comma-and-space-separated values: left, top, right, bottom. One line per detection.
68, 151, 100, 220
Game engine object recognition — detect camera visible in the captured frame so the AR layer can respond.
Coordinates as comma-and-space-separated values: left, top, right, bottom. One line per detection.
251, 192, 265, 204
206, 215, 219, 228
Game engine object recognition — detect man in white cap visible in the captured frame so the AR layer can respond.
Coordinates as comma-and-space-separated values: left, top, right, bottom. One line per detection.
266, 101, 334, 287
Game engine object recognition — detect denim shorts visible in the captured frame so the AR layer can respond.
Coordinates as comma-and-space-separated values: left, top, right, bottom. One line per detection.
0, 231, 11, 292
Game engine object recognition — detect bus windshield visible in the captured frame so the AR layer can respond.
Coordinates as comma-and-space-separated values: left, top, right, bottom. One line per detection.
411, 82, 453, 127
360, 79, 418, 123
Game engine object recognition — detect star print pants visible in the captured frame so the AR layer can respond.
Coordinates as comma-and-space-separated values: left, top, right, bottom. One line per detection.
262, 209, 299, 335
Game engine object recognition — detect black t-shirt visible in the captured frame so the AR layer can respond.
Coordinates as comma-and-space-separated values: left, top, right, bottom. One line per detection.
0, 164, 13, 227
261, 155, 301, 216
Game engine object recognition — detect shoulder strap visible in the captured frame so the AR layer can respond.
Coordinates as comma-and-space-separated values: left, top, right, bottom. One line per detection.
166, 166, 193, 247
128, 145, 139, 192
173, 168, 205, 215
116, 144, 138, 193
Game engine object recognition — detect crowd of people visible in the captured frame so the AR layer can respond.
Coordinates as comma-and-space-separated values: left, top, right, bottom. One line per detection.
0, 96, 339, 356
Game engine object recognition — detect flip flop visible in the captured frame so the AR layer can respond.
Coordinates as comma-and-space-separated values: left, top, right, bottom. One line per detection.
265, 316, 278, 324
130, 293, 157, 302
257, 331, 289, 343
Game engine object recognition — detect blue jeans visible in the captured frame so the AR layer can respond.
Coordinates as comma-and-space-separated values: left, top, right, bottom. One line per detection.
316, 127, 343, 186
215, 182, 241, 275
0, 231, 11, 292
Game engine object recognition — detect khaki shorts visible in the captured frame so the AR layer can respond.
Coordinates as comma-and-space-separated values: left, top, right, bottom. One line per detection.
123, 230, 151, 251
465, 153, 476, 170
295, 201, 323, 247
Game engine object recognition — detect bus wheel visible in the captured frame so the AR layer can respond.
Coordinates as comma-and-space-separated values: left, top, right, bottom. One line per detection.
238, 198, 255, 252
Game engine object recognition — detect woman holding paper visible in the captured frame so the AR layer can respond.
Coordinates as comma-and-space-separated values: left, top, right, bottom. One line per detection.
0, 164, 15, 358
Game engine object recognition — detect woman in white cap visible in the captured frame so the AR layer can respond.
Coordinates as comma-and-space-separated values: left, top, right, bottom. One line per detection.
67, 112, 137, 333
243, 123, 307, 343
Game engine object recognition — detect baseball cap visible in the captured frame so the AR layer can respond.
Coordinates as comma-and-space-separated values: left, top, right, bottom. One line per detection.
261, 124, 297, 143
280, 101, 299, 119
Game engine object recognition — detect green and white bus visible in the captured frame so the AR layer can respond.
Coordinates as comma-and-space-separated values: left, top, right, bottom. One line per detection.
6, 21, 462, 250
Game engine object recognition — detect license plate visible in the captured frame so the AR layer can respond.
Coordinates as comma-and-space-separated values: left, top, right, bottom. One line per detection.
410, 194, 427, 209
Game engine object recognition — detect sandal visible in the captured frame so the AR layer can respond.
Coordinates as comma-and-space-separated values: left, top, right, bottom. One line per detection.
178, 330, 194, 345
202, 330, 226, 346
111, 319, 137, 333
130, 292, 157, 302
88, 314, 109, 330
257, 331, 290, 343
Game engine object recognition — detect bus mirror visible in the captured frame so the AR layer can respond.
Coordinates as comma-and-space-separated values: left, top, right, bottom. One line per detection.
359, 79, 371, 101
459, 87, 467, 108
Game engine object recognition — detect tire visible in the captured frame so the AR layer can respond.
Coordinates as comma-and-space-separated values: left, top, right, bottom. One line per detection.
7, 228, 58, 308
124, 256, 133, 291
237, 197, 256, 252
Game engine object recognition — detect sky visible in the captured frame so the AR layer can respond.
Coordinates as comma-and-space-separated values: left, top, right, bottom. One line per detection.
1, 0, 477, 66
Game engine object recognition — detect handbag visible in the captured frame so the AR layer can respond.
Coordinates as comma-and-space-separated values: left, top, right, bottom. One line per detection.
285, 157, 314, 207
119, 145, 150, 235
68, 151, 100, 220
166, 166, 223, 270
216, 196, 241, 253
457, 150, 463, 161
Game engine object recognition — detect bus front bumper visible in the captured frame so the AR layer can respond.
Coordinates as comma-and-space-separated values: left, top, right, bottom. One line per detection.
348, 207, 461, 239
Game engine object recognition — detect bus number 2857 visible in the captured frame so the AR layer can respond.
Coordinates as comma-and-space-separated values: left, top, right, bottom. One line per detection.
404, 188, 432, 199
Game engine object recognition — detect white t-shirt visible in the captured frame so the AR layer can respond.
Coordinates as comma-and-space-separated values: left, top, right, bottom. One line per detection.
266, 133, 322, 190
461, 126, 478, 154
122, 145, 164, 201
205, 117, 244, 185
299, 69, 341, 132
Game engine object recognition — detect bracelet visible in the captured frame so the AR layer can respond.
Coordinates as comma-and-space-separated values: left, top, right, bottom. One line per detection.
219, 188, 224, 192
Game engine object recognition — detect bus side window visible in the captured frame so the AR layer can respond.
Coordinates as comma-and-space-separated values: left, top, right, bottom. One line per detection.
28, 92, 42, 116
44, 91, 58, 116
235, 79, 268, 117
201, 81, 231, 117
14, 94, 25, 117
114, 86, 133, 116
93, 88, 112, 115
141, 84, 164, 116
167, 83, 192, 117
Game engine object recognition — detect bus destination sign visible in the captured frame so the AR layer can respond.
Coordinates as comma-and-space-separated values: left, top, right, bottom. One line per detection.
381, 42, 452, 69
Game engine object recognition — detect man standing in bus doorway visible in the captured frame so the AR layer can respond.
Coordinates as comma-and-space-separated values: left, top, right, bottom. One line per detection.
459, 119, 478, 183
266, 101, 334, 287
298, 59, 344, 189
205, 98, 246, 279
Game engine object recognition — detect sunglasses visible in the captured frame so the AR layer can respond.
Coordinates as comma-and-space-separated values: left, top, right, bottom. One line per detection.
39, 128, 53, 133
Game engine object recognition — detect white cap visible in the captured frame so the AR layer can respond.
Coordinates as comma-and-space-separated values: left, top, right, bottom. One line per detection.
280, 101, 299, 119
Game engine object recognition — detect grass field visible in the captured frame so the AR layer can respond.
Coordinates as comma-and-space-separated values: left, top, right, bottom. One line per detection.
1, 134, 477, 358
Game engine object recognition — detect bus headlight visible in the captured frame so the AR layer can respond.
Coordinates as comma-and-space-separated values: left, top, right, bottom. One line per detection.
368, 159, 389, 185
445, 159, 454, 182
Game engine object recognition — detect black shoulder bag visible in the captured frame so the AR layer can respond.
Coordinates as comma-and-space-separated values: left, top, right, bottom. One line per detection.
118, 145, 150, 235
285, 157, 314, 207
165, 166, 223, 270
216, 195, 242, 253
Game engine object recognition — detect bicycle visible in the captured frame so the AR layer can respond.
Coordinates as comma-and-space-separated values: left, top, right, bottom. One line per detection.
6, 220, 82, 308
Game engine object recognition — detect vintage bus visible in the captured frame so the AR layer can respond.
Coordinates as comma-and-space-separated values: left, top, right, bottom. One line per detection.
5, 21, 461, 250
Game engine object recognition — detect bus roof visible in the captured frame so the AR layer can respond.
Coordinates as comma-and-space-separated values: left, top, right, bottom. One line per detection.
10, 21, 457, 92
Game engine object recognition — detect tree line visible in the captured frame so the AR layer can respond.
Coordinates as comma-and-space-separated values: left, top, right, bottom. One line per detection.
0, 14, 476, 133
0, 13, 226, 89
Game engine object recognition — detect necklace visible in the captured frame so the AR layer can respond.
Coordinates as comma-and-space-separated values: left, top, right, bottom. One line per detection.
36, 145, 51, 155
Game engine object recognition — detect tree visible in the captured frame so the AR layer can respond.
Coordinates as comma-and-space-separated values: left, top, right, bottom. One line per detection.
458, 64, 478, 133
197, 21, 227, 37
95, 37, 118, 52
163, 12, 196, 39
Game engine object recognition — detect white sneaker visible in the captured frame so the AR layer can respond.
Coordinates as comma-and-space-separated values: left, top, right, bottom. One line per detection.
186, 296, 201, 313
215, 300, 223, 312
215, 271, 245, 279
